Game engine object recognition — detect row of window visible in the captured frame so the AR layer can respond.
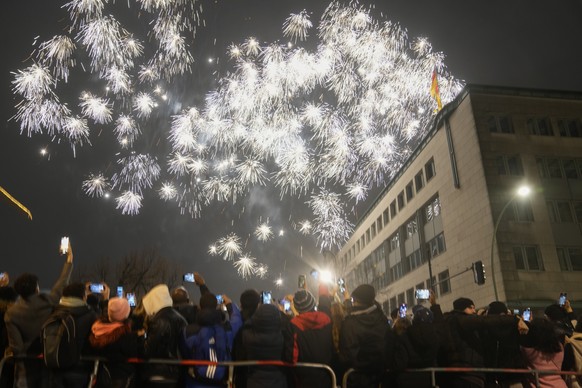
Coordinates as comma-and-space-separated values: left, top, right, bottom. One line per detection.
488, 115, 582, 138
513, 245, 582, 272
547, 200, 582, 224
383, 270, 451, 314
537, 157, 582, 180
341, 158, 437, 266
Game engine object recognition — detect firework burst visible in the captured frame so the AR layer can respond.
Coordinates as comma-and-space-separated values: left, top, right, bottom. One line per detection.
11, 1, 463, 278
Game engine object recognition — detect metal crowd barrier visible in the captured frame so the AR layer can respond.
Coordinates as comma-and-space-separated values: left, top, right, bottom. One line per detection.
342, 366, 582, 388
0, 354, 336, 388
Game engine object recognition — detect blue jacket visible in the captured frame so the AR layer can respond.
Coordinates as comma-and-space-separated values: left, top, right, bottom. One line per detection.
181, 304, 242, 388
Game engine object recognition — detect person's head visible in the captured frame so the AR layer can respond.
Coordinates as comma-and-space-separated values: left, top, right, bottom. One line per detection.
293, 289, 316, 314
544, 304, 567, 323
240, 289, 260, 316
453, 297, 476, 315
393, 316, 412, 335
108, 297, 131, 323
171, 286, 190, 305
14, 273, 39, 299
351, 284, 376, 307
528, 317, 562, 354
63, 282, 87, 300
200, 293, 218, 310
487, 301, 509, 316
142, 284, 173, 316
412, 305, 434, 324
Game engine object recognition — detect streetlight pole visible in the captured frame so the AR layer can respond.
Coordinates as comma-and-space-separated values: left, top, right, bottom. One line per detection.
490, 186, 531, 301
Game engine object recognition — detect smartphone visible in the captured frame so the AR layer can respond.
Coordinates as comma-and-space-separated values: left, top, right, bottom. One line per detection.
415, 289, 430, 300
0, 272, 5, 279
60, 237, 69, 255
116, 286, 124, 298
513, 309, 520, 315
216, 295, 224, 304
90, 283, 104, 293
298, 274, 306, 289
183, 273, 195, 283
559, 292, 567, 306
523, 308, 531, 322
283, 300, 291, 312
337, 278, 346, 293
126, 292, 136, 307
261, 291, 272, 304
399, 304, 407, 318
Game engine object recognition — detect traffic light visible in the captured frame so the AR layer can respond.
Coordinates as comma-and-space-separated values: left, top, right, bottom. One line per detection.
472, 260, 486, 285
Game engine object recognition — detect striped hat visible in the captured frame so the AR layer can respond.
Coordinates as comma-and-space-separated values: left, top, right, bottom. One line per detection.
293, 289, 316, 313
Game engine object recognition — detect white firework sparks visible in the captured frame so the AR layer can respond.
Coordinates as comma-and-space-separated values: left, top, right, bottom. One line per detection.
234, 255, 257, 279
255, 264, 268, 279
254, 222, 273, 242
216, 233, 242, 261
115, 190, 142, 215
11, 1, 463, 255
82, 173, 109, 197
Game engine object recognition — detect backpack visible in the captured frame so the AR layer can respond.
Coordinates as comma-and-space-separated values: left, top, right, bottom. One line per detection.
42, 309, 79, 368
187, 322, 232, 383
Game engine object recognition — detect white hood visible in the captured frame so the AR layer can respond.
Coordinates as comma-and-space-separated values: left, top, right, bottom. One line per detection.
142, 284, 173, 316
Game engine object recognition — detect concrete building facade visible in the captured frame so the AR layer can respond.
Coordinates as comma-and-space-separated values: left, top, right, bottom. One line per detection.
336, 85, 582, 314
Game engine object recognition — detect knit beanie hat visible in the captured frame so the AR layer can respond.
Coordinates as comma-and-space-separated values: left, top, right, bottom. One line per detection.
108, 297, 131, 322
142, 284, 173, 316
351, 284, 375, 306
487, 301, 509, 315
412, 305, 434, 324
293, 289, 316, 313
453, 297, 475, 311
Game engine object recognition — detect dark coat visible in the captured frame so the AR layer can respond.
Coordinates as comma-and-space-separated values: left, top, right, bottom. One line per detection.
242, 304, 287, 388
141, 306, 187, 386
339, 303, 392, 388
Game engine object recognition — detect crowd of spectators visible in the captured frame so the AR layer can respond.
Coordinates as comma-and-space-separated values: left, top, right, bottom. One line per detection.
1, 242, 581, 388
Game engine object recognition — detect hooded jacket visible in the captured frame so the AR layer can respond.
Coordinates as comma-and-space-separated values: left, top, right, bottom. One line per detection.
181, 303, 242, 388
287, 309, 333, 388
242, 304, 287, 388
339, 303, 393, 388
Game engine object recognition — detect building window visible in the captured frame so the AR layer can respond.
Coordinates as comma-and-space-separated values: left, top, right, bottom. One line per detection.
406, 181, 414, 202
406, 288, 415, 306
425, 197, 441, 222
511, 200, 534, 222
415, 282, 425, 291
427, 232, 446, 259
397, 191, 405, 211
438, 270, 451, 295
425, 158, 436, 181
557, 247, 582, 271
406, 249, 423, 271
397, 293, 405, 306
488, 115, 514, 134
496, 155, 524, 176
383, 209, 389, 225
557, 119, 582, 138
376, 216, 383, 233
406, 219, 418, 239
513, 246, 543, 271
527, 117, 553, 136
563, 159, 579, 179
426, 276, 437, 293
548, 200, 574, 223
415, 170, 425, 192
361, 235, 366, 248
389, 233, 400, 252
390, 201, 397, 219
389, 297, 397, 314
547, 159, 563, 178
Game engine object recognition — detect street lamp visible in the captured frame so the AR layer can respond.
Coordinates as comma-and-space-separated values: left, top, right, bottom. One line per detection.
489, 185, 531, 301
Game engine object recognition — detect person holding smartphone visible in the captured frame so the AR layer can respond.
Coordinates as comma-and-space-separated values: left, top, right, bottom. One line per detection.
5, 238, 74, 388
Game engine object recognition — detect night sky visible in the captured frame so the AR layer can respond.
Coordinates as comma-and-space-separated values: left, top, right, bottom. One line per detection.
2, 0, 582, 300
